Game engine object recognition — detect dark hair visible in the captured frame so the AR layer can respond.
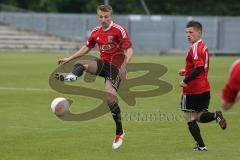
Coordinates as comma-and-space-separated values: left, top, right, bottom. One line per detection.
97, 5, 113, 13
186, 21, 202, 32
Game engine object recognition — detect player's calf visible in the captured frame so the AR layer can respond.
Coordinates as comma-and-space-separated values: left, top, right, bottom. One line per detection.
198, 112, 215, 123
72, 63, 85, 77
55, 63, 85, 82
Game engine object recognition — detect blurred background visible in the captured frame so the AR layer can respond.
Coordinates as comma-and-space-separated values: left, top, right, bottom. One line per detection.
0, 0, 240, 55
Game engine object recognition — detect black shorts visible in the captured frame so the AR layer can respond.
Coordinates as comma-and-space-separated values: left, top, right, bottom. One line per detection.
96, 59, 121, 91
181, 91, 210, 112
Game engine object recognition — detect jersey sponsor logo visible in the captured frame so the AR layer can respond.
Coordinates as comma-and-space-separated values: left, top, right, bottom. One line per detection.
100, 40, 131, 53
99, 42, 118, 53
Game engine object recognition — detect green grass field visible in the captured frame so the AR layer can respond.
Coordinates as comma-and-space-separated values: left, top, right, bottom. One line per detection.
0, 53, 239, 160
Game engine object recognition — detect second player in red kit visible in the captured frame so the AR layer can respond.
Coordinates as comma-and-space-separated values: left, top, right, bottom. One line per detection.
179, 21, 226, 151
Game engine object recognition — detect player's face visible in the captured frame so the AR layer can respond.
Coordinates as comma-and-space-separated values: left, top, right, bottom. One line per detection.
185, 27, 202, 44
97, 10, 112, 29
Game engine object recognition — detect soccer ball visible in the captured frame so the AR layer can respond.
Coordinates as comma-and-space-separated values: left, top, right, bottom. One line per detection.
51, 97, 70, 116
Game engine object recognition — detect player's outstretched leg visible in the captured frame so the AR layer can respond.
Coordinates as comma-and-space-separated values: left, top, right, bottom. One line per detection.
67, 63, 85, 81
55, 60, 98, 82
55, 63, 85, 81
69, 63, 85, 80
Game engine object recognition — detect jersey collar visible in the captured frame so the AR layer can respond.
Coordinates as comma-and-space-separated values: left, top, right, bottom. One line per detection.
102, 21, 113, 32
192, 39, 202, 46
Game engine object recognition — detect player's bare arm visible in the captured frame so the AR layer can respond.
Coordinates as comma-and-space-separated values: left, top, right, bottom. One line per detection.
119, 47, 133, 80
58, 45, 91, 65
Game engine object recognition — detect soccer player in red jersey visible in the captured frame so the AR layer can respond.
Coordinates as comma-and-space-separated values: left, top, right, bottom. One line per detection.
57, 5, 133, 149
221, 59, 240, 110
179, 21, 226, 151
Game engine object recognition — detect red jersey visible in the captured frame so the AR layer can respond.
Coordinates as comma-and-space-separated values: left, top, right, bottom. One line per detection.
86, 21, 131, 68
183, 39, 210, 95
222, 59, 240, 103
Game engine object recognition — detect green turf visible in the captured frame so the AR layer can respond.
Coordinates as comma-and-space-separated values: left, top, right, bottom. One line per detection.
0, 53, 239, 160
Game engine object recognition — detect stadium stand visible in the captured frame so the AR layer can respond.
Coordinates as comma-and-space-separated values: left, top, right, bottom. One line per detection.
0, 23, 81, 52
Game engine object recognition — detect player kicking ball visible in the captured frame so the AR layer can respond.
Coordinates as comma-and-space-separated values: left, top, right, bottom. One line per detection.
56, 5, 133, 149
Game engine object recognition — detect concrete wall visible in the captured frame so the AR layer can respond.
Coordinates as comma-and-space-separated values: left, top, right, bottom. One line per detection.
1, 12, 240, 54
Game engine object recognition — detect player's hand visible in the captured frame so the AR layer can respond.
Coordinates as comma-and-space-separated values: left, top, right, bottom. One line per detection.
179, 81, 187, 88
119, 65, 127, 80
58, 57, 71, 65
178, 69, 185, 76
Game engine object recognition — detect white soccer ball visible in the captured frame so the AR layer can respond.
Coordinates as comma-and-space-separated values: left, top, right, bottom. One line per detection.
51, 97, 70, 116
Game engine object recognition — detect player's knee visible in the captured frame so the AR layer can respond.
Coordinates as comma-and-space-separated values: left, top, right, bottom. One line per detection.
187, 119, 196, 123
185, 116, 195, 122
196, 112, 204, 121
105, 92, 116, 104
185, 112, 197, 122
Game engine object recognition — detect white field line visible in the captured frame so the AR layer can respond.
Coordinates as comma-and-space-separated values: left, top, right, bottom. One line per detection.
0, 86, 52, 92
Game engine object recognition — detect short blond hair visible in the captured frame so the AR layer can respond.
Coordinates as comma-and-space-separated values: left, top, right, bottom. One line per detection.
97, 5, 113, 14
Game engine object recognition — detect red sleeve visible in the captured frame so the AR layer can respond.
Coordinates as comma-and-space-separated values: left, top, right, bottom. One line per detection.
192, 45, 204, 68
121, 28, 129, 40
229, 60, 240, 90
221, 61, 240, 103
221, 84, 238, 103
117, 27, 132, 50
86, 31, 96, 49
